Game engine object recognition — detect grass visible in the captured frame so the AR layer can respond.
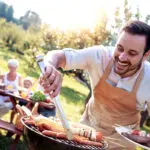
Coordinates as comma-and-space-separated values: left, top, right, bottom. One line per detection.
60, 75, 89, 122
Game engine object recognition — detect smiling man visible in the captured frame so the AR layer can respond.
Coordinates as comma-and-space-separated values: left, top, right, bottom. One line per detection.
40, 20, 150, 150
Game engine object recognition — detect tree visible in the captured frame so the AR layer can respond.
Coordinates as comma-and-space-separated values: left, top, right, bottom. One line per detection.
0, 2, 14, 22
145, 15, 150, 24
135, 6, 142, 20
0, 19, 25, 52
20, 10, 41, 30
109, 0, 132, 46
124, 0, 132, 23
6, 6, 14, 22
0, 2, 7, 18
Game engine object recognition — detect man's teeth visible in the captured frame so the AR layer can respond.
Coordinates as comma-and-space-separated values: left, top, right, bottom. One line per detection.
118, 61, 128, 66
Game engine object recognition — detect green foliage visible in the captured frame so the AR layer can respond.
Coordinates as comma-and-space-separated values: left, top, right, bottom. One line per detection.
0, 19, 25, 52
30, 91, 46, 102
145, 15, 150, 24
110, 0, 149, 45
5, 6, 13, 22
124, 0, 132, 22
0, 2, 7, 18
0, 1, 14, 22
135, 6, 142, 20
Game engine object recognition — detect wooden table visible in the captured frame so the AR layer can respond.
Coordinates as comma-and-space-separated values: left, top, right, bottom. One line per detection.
0, 89, 23, 150
0, 89, 56, 149
0, 89, 55, 109
0, 88, 56, 122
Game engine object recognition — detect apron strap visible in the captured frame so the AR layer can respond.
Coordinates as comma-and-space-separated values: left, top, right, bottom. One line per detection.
102, 59, 113, 81
132, 68, 144, 93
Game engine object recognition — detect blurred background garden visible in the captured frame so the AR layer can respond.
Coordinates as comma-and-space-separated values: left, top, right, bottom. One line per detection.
0, 0, 150, 149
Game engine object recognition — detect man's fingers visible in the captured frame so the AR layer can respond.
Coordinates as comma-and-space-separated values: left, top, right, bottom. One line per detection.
50, 85, 61, 98
44, 65, 53, 77
39, 64, 62, 97
48, 70, 56, 84
44, 75, 62, 96
48, 75, 62, 92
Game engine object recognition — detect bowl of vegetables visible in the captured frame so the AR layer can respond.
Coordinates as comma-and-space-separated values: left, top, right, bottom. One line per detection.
30, 91, 46, 102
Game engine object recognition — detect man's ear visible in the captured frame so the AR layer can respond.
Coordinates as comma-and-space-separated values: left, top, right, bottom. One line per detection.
144, 50, 150, 60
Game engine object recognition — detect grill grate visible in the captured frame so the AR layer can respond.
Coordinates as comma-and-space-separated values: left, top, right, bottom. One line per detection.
52, 138, 107, 150
28, 125, 108, 150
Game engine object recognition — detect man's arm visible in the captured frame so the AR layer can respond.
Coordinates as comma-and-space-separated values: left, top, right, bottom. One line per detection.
44, 50, 66, 69
41, 46, 107, 97
40, 50, 66, 98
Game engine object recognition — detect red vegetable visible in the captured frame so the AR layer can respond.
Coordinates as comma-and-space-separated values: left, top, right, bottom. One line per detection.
131, 130, 140, 135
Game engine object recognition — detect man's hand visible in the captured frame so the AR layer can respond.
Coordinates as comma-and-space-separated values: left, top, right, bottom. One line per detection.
40, 64, 63, 98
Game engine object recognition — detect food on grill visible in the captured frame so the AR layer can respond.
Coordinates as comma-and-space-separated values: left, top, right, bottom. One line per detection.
23, 115, 103, 147
16, 103, 104, 148
122, 129, 150, 147
30, 91, 46, 102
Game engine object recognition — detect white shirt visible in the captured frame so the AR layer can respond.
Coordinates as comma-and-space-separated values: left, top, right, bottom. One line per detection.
44, 46, 150, 114
3, 73, 20, 90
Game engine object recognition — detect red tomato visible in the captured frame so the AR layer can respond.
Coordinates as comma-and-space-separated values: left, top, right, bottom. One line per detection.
45, 99, 51, 103
131, 130, 140, 135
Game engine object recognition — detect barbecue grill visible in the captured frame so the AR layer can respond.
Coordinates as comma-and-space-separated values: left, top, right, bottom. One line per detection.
21, 117, 108, 150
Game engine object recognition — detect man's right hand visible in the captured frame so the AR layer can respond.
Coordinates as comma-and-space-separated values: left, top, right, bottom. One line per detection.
40, 64, 63, 98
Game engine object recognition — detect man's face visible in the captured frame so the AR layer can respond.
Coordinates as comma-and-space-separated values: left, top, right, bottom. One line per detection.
113, 31, 146, 77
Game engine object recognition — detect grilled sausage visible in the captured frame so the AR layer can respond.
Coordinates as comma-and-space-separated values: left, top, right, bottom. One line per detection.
42, 130, 102, 147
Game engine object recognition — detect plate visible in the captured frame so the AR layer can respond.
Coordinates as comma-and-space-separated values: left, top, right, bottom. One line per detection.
115, 126, 150, 150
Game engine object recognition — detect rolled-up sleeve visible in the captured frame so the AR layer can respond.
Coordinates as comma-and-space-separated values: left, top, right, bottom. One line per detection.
64, 46, 106, 70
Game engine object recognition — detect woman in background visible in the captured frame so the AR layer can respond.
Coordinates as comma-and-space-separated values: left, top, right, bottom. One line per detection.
0, 59, 22, 117
1, 59, 22, 90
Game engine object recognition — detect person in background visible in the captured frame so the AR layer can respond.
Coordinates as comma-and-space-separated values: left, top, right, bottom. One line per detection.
36, 83, 56, 117
19, 77, 33, 105
0, 59, 22, 117
0, 59, 22, 90
23, 77, 33, 90
19, 78, 55, 117
40, 20, 150, 150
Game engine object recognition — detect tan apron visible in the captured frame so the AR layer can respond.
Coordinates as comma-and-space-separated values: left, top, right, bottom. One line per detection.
81, 59, 143, 150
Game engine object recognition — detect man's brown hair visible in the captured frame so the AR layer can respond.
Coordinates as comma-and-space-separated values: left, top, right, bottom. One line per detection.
121, 20, 150, 54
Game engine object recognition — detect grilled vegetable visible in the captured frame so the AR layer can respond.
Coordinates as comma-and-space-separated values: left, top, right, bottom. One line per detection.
30, 91, 46, 102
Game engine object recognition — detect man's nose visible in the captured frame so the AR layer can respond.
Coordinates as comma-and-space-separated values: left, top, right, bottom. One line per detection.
118, 52, 128, 61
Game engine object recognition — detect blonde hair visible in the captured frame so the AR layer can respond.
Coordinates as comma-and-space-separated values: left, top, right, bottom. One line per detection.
23, 77, 33, 84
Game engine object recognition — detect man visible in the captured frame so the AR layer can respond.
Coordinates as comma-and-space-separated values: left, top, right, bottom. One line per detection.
40, 20, 150, 149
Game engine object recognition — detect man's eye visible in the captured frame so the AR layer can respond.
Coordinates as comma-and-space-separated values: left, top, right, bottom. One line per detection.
128, 52, 137, 56
118, 47, 123, 52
